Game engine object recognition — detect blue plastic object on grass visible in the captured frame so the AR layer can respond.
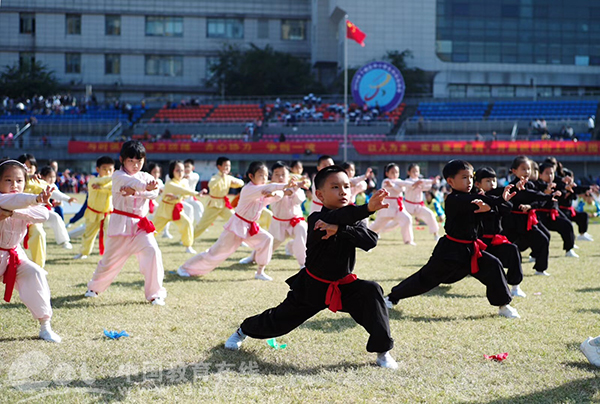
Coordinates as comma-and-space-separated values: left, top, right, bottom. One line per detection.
104, 329, 130, 339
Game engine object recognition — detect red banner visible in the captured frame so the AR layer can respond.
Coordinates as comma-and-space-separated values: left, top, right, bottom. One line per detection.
352, 141, 600, 155
68, 141, 339, 155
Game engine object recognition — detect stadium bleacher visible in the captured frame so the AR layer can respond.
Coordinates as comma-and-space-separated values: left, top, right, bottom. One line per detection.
411, 102, 489, 121
205, 104, 263, 123
0, 105, 144, 122
489, 101, 598, 120
150, 105, 213, 123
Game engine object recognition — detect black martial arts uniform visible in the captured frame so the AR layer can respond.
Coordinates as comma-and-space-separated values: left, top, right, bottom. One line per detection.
556, 182, 590, 235
532, 179, 575, 252
240, 204, 393, 353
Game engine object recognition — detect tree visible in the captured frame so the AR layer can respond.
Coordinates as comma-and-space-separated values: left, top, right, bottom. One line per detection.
0, 61, 60, 99
207, 44, 325, 96
384, 50, 432, 96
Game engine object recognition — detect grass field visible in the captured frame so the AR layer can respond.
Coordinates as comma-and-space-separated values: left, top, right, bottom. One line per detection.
1, 206, 600, 403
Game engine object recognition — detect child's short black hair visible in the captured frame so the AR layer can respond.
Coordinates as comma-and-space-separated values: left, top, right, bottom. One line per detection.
474, 167, 496, 183
340, 161, 355, 171
39, 165, 55, 178
120, 140, 146, 160
184, 158, 194, 166
0, 159, 28, 178
271, 160, 290, 173
563, 168, 574, 177
96, 156, 115, 168
291, 160, 302, 169
17, 153, 37, 168
442, 159, 473, 180
407, 163, 419, 173
245, 161, 267, 182
146, 162, 161, 175
314, 165, 347, 190
384, 162, 399, 176
510, 155, 529, 170
317, 155, 333, 166
539, 162, 554, 174
530, 160, 539, 173
216, 156, 230, 166
168, 160, 184, 179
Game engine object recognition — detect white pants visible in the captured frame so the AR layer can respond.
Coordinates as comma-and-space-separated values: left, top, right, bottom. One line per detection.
369, 209, 414, 243
184, 197, 204, 225
44, 210, 70, 245
405, 204, 439, 234
248, 220, 307, 267
182, 228, 273, 276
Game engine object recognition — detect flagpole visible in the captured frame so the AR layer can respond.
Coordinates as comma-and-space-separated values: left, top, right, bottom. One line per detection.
343, 14, 348, 162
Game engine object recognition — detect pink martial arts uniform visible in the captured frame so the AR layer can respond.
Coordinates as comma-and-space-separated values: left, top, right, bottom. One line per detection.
403, 178, 439, 235
181, 181, 288, 276
86, 169, 166, 301
369, 178, 414, 243
349, 174, 368, 204
269, 187, 307, 267
0, 193, 53, 320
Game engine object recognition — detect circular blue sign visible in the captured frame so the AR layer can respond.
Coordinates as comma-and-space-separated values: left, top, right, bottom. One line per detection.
351, 61, 405, 112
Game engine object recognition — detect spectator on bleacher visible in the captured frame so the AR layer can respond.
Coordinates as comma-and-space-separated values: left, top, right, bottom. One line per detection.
588, 115, 595, 137
491, 131, 497, 142
279, 133, 286, 143
163, 128, 172, 140
475, 133, 483, 141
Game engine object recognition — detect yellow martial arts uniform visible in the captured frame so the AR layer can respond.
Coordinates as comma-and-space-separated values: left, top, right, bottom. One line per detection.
153, 178, 199, 247
194, 172, 244, 238
80, 176, 113, 256
24, 178, 49, 268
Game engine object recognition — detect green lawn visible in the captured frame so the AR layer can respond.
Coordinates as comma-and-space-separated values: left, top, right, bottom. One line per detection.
1, 211, 600, 403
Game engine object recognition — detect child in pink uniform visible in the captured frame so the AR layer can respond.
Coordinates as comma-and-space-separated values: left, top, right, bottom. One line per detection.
0, 159, 61, 342
369, 163, 415, 245
84, 141, 167, 305
403, 163, 440, 240
177, 161, 299, 281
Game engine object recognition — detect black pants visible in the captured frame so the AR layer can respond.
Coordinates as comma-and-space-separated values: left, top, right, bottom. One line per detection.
563, 210, 589, 234
539, 212, 575, 251
241, 269, 394, 353
505, 225, 549, 272
485, 243, 523, 286
387, 251, 511, 307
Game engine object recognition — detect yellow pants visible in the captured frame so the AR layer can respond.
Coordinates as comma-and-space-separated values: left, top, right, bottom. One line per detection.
154, 213, 194, 247
26, 223, 46, 268
194, 206, 233, 239
80, 212, 111, 256
259, 208, 273, 229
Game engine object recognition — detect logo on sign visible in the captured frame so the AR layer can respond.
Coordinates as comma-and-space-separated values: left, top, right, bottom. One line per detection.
351, 61, 405, 112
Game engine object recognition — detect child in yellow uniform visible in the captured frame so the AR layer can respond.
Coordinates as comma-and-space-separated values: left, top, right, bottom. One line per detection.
154, 161, 201, 254
74, 156, 115, 259
194, 157, 244, 239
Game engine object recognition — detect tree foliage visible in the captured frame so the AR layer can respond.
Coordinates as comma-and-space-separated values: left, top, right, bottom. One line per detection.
207, 44, 325, 96
384, 50, 432, 96
0, 61, 60, 99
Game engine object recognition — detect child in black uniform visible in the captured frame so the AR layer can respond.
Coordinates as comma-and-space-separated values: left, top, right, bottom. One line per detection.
474, 167, 526, 298
225, 165, 398, 369
385, 160, 520, 319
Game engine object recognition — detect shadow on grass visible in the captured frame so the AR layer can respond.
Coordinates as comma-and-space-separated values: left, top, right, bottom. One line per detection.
0, 335, 40, 342
388, 309, 492, 323
576, 287, 600, 293
300, 317, 358, 333
576, 308, 600, 315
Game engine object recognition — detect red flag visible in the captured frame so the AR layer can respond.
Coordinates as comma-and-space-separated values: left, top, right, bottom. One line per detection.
346, 20, 366, 47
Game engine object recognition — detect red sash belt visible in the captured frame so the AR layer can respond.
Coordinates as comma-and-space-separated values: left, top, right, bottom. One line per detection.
405, 199, 425, 207
23, 224, 31, 249
312, 200, 323, 207
305, 268, 357, 313
210, 195, 233, 209
148, 200, 156, 214
86, 206, 111, 255
536, 208, 559, 221
112, 209, 156, 233
482, 234, 511, 246
559, 205, 576, 217
445, 235, 487, 274
511, 210, 539, 231
385, 196, 404, 211
273, 216, 305, 227
163, 200, 184, 221
1, 247, 20, 302
235, 213, 260, 236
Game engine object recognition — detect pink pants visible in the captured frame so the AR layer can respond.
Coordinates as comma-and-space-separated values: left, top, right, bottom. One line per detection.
405, 204, 439, 234
87, 231, 166, 301
369, 210, 414, 243
182, 228, 273, 276
0, 247, 52, 320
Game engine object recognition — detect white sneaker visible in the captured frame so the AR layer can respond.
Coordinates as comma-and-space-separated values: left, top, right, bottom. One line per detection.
565, 249, 579, 258
573, 244, 580, 249
239, 256, 255, 265
177, 267, 191, 277
151, 297, 165, 306
254, 272, 273, 281
511, 285, 527, 298
534, 271, 550, 276
39, 328, 62, 343
384, 296, 394, 310
225, 328, 247, 350
73, 253, 88, 260
581, 337, 600, 367
498, 304, 520, 319
62, 241, 73, 250
528, 256, 536, 263
162, 231, 173, 239
185, 246, 197, 254
84, 290, 98, 298
241, 242, 250, 248
376, 352, 398, 370
578, 233, 594, 242
404, 241, 417, 246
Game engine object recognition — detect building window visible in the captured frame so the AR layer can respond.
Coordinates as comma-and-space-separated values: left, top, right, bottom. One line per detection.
65, 53, 81, 74
207, 18, 244, 39
281, 19, 306, 40
19, 52, 35, 68
66, 14, 81, 35
145, 16, 183, 37
257, 19, 269, 39
105, 54, 120, 74
20, 13, 35, 34
106, 15, 121, 36
145, 55, 183, 76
